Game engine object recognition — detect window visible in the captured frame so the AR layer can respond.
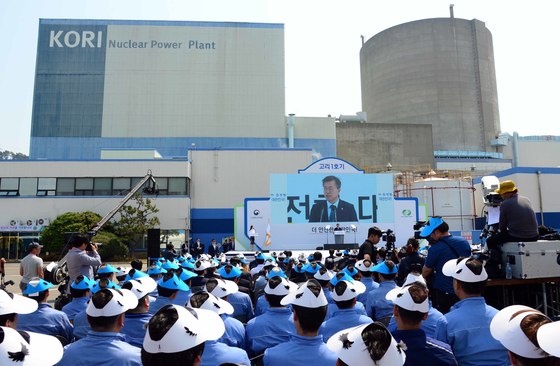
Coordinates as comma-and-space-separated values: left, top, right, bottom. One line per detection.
94, 178, 112, 196
37, 178, 56, 196
168, 178, 187, 195
75, 178, 94, 196
19, 178, 38, 196
112, 178, 131, 195
56, 178, 75, 196
0, 178, 19, 196
155, 177, 168, 195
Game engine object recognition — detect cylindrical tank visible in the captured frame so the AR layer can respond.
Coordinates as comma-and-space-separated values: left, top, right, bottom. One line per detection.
360, 18, 500, 153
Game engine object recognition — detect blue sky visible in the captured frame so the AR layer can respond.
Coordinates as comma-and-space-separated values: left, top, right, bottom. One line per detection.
1, 0, 558, 153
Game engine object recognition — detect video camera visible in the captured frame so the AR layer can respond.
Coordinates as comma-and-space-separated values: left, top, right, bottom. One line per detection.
382, 229, 396, 251
481, 176, 502, 207
413, 221, 426, 239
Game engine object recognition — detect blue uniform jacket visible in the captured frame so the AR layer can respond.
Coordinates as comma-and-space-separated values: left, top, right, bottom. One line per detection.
219, 313, 246, 349
357, 276, 379, 304
424, 235, 471, 294
17, 303, 73, 342
319, 308, 372, 342
388, 301, 445, 339
121, 312, 152, 347
72, 309, 90, 339
228, 291, 254, 324
199, 340, 250, 366
61, 296, 88, 321
58, 331, 141, 366
392, 329, 457, 366
325, 301, 366, 320
255, 295, 269, 316
434, 297, 509, 366
148, 295, 174, 316
246, 307, 296, 356
365, 280, 397, 319
264, 334, 337, 366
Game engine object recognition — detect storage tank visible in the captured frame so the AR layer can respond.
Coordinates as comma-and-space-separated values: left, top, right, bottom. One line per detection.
360, 17, 500, 153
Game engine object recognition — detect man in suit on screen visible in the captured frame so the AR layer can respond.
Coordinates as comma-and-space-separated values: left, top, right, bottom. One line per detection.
308, 175, 357, 223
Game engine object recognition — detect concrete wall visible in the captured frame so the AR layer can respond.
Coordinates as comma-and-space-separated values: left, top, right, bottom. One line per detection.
501, 136, 560, 168
360, 18, 500, 153
336, 123, 434, 170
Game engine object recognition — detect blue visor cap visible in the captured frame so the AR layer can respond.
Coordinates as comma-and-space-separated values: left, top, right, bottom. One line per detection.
266, 267, 287, 279
162, 261, 179, 270
180, 260, 195, 270
292, 264, 305, 273
148, 266, 167, 275
419, 217, 444, 237
23, 279, 55, 295
70, 275, 95, 290
342, 266, 359, 277
157, 273, 190, 292
176, 268, 197, 282
303, 262, 321, 274
218, 265, 242, 279
329, 272, 355, 287
371, 262, 398, 275
97, 264, 119, 274
91, 279, 121, 294
124, 269, 149, 282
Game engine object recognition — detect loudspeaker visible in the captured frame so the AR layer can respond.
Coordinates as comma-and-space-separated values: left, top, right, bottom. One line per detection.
147, 228, 161, 262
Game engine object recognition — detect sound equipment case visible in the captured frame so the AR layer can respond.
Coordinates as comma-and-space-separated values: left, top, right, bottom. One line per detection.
501, 240, 560, 279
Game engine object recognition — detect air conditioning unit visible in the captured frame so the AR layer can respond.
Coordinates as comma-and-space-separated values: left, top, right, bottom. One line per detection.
36, 218, 50, 226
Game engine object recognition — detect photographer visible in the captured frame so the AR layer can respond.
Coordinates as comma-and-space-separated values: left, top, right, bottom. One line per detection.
66, 234, 102, 287
396, 238, 425, 286
358, 226, 382, 260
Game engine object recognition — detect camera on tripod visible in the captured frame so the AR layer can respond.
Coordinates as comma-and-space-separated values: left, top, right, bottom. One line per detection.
413, 221, 426, 239
382, 229, 396, 251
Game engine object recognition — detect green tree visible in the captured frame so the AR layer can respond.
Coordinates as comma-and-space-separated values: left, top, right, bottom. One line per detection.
0, 149, 29, 160
113, 193, 160, 249
40, 211, 104, 254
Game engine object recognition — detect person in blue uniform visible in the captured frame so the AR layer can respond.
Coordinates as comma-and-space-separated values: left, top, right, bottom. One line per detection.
420, 217, 471, 314
386, 282, 457, 366
61, 275, 95, 323
434, 257, 509, 366
17, 278, 73, 343
149, 272, 190, 315
58, 288, 141, 366
313, 267, 335, 304
71, 278, 121, 340
246, 276, 297, 357
188, 292, 251, 366
326, 322, 406, 366
355, 259, 379, 304
142, 305, 225, 366
120, 277, 157, 347
319, 280, 372, 342
365, 260, 398, 324
264, 279, 337, 366
189, 291, 247, 351
206, 278, 254, 324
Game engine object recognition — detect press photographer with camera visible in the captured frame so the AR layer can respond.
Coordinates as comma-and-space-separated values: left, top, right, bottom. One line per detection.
66, 234, 102, 287
358, 226, 382, 260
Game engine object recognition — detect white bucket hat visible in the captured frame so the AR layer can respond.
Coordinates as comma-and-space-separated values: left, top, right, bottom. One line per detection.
205, 278, 239, 298
194, 260, 210, 271
0, 326, 64, 366
280, 279, 327, 308
143, 305, 224, 354
86, 288, 138, 317
442, 257, 488, 283
327, 323, 406, 366
386, 283, 429, 313
0, 289, 38, 316
331, 280, 366, 302
122, 277, 157, 300
264, 277, 297, 296
189, 291, 234, 315
490, 305, 550, 358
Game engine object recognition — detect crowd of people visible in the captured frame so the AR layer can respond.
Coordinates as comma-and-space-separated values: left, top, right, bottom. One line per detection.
1, 181, 557, 365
